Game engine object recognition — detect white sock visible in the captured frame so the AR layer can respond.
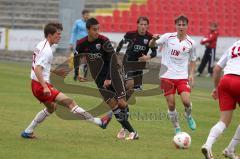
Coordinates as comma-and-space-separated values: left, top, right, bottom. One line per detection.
25, 108, 50, 133
80, 64, 85, 75
71, 105, 102, 125
168, 109, 180, 129
185, 103, 192, 118
205, 121, 226, 149
227, 125, 240, 152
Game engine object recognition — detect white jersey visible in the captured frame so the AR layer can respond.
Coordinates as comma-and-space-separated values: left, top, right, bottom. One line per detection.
217, 40, 240, 75
30, 39, 53, 83
156, 32, 197, 79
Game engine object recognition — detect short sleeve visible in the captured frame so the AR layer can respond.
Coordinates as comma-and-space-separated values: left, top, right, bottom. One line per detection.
156, 33, 171, 46
189, 42, 197, 61
35, 51, 51, 69
217, 49, 229, 68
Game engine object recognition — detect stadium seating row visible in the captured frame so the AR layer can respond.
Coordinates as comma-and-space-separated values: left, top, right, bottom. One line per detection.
0, 0, 59, 29
96, 0, 240, 36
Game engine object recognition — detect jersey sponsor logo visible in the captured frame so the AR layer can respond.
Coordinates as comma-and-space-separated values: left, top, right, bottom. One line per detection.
88, 53, 102, 61
134, 45, 146, 51
144, 39, 149, 44
170, 49, 180, 56
96, 44, 101, 50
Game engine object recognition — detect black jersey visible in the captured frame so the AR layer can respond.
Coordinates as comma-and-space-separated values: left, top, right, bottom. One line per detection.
75, 34, 125, 97
116, 30, 157, 61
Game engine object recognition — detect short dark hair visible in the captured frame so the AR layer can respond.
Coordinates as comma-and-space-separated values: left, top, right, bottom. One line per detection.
211, 22, 218, 27
44, 22, 63, 38
175, 15, 188, 24
82, 9, 90, 15
137, 16, 149, 24
86, 18, 99, 29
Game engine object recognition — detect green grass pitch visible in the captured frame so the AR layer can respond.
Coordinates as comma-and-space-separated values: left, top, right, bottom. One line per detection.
0, 60, 239, 159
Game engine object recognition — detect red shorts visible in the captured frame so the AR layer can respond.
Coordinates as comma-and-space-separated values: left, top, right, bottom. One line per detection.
160, 78, 191, 96
31, 80, 60, 104
218, 74, 240, 111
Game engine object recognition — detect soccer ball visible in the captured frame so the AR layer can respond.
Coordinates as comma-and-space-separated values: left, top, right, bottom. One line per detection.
173, 132, 191, 149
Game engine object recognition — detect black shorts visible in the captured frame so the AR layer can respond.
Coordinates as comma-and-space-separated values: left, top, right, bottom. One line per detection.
98, 84, 127, 102
125, 71, 143, 81
96, 76, 125, 102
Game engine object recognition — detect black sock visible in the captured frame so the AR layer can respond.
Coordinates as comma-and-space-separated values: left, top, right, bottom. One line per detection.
113, 106, 135, 133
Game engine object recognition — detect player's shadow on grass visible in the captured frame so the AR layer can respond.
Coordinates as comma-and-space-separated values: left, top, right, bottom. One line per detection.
51, 53, 169, 120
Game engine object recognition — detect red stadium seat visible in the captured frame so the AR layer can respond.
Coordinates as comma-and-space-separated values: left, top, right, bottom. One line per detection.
154, 25, 164, 34
129, 23, 135, 31
103, 16, 113, 23
139, 4, 147, 14
130, 3, 138, 12
96, 16, 104, 24
95, 0, 238, 36
120, 23, 129, 32
111, 23, 120, 32
101, 23, 111, 32
113, 10, 120, 18
122, 10, 130, 18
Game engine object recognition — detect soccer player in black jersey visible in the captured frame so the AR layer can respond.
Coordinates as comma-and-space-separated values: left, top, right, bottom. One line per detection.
115, 16, 156, 138
75, 18, 138, 140
116, 16, 157, 90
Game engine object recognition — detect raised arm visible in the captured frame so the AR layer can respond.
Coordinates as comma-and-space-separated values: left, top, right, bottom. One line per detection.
138, 47, 157, 62
149, 34, 160, 48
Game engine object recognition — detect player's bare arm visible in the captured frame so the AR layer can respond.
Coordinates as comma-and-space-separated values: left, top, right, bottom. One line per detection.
34, 65, 51, 96
138, 54, 151, 62
212, 65, 223, 100
189, 61, 196, 88
103, 79, 111, 88
139, 46, 157, 62
149, 34, 160, 48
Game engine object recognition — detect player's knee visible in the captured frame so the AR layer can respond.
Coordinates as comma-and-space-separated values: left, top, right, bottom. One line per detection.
125, 80, 134, 90
44, 102, 57, 114
182, 101, 191, 107
220, 118, 232, 128
59, 98, 75, 108
107, 98, 118, 109
46, 105, 56, 114
118, 99, 128, 108
168, 106, 175, 111
167, 101, 175, 108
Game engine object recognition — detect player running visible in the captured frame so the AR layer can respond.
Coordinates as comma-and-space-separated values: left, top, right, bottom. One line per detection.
201, 40, 240, 159
115, 16, 156, 139
149, 15, 197, 134
116, 16, 157, 91
21, 22, 112, 139
74, 18, 138, 140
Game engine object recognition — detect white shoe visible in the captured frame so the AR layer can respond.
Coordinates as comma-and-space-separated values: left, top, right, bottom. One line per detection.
206, 73, 212, 78
223, 148, 240, 159
117, 128, 126, 139
201, 144, 214, 159
195, 72, 201, 77
125, 132, 139, 140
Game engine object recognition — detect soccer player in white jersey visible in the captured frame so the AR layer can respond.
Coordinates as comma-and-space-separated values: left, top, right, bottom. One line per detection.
149, 15, 197, 134
201, 40, 240, 159
21, 22, 112, 139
